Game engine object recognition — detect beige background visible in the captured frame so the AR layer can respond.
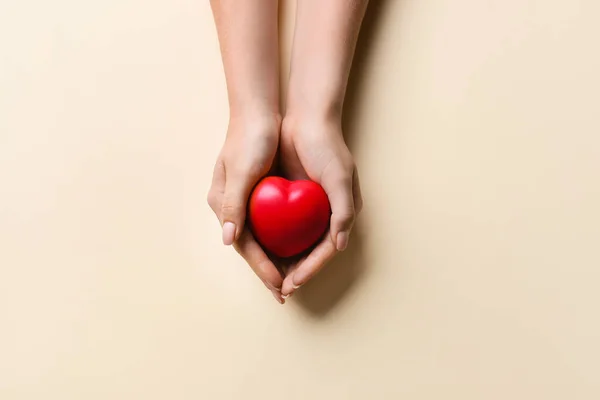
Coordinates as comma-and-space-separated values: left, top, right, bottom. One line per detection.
1, 0, 600, 398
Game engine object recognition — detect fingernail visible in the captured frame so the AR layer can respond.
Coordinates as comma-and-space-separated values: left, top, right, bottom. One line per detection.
336, 231, 349, 251
290, 271, 304, 290
271, 291, 284, 304
282, 293, 291, 300
222, 222, 236, 245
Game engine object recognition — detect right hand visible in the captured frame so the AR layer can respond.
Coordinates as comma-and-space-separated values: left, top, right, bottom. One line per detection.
277, 114, 363, 296
207, 113, 285, 303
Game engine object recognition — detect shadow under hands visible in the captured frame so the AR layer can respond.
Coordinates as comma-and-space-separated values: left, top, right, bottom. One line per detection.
294, 0, 392, 317
294, 223, 367, 317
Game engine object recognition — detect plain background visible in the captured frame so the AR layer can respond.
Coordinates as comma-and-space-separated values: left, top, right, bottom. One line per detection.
1, 0, 599, 398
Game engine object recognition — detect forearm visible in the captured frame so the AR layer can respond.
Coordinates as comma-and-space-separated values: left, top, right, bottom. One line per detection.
286, 0, 369, 119
210, 0, 280, 119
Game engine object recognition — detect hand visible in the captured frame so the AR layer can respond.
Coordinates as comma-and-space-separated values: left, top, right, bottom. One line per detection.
207, 113, 286, 302
278, 115, 363, 297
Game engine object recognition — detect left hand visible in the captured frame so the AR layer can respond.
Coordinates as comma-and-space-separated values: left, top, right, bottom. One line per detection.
207, 113, 286, 303
278, 115, 363, 297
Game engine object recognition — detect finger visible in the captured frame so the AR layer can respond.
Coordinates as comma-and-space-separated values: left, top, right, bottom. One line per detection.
281, 258, 303, 277
321, 162, 356, 251
233, 229, 284, 292
221, 168, 253, 245
278, 257, 304, 300
271, 290, 285, 304
280, 234, 337, 296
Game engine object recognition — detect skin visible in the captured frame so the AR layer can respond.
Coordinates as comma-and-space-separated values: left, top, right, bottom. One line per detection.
208, 0, 368, 303
207, 0, 284, 302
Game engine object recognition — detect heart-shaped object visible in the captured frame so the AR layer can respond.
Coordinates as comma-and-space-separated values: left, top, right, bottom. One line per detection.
248, 176, 331, 258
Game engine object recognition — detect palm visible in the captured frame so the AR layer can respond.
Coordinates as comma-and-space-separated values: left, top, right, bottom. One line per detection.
279, 121, 349, 181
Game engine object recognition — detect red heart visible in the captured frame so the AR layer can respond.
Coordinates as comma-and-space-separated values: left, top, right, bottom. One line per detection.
248, 177, 331, 258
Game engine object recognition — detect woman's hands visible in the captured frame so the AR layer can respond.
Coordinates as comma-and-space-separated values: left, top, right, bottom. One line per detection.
277, 115, 363, 297
207, 113, 285, 302
209, 0, 369, 302
207, 112, 363, 302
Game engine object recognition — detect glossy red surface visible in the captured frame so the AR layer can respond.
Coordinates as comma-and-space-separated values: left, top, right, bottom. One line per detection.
248, 177, 331, 258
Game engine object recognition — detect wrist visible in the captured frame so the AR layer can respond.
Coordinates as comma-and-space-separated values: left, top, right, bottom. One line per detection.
281, 112, 341, 141
285, 57, 350, 121
284, 95, 344, 129
229, 109, 282, 139
285, 85, 345, 123
229, 97, 280, 121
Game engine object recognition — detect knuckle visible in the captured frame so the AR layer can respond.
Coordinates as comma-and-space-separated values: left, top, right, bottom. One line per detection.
206, 191, 219, 212
220, 199, 245, 220
220, 201, 240, 215
332, 210, 355, 228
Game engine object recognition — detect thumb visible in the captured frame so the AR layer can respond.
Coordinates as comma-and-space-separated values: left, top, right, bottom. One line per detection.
321, 166, 356, 252
221, 173, 252, 246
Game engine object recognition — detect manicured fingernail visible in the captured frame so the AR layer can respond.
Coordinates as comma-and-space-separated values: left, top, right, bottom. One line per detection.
292, 283, 302, 290
336, 231, 349, 251
272, 291, 284, 304
222, 222, 236, 245
282, 293, 291, 300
